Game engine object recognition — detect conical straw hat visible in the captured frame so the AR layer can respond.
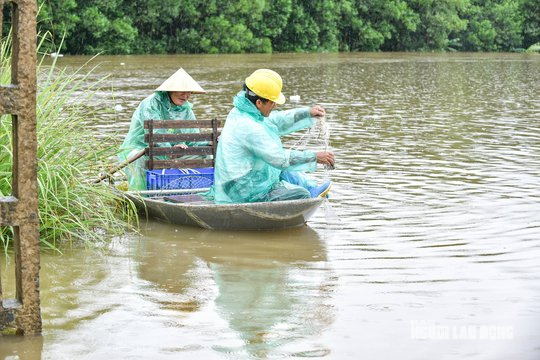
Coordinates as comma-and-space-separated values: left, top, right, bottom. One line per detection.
155, 68, 206, 93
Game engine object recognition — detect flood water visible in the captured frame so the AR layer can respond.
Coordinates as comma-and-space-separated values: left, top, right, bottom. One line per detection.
1, 52, 540, 359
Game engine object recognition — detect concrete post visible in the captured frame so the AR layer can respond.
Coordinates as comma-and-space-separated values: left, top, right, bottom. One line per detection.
0, 0, 41, 335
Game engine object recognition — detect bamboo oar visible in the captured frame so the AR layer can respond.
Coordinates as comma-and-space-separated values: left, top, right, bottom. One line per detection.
93, 148, 146, 184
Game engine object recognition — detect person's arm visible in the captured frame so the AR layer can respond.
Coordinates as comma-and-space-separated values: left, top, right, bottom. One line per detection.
243, 124, 317, 172
267, 107, 312, 136
282, 149, 334, 172
286, 149, 318, 172
119, 95, 164, 158
140, 96, 176, 148
267, 105, 326, 136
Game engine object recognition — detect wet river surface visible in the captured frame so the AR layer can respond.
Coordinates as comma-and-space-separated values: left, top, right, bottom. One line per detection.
1, 52, 540, 359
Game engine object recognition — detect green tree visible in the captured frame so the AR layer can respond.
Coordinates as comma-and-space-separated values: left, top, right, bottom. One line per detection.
37, 0, 79, 52
355, 0, 420, 51
458, 0, 523, 51
199, 16, 253, 53
249, 0, 292, 52
521, 0, 540, 48
128, 0, 196, 54
400, 0, 469, 51
169, 0, 273, 53
304, 0, 341, 51
24, 0, 535, 54
459, 3, 498, 50
491, 0, 523, 50
273, 0, 321, 52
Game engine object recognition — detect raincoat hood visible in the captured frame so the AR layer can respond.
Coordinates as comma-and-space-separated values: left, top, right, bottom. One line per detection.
233, 90, 265, 122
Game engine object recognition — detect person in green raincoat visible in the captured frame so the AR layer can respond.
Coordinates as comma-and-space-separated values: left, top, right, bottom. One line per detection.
118, 68, 207, 190
213, 69, 335, 204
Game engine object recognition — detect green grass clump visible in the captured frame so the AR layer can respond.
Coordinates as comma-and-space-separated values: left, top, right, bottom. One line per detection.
1, 33, 137, 251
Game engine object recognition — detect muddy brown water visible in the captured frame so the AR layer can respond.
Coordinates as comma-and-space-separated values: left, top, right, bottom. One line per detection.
1, 52, 539, 359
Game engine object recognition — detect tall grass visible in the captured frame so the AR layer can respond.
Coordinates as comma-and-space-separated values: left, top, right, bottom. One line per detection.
1, 32, 137, 251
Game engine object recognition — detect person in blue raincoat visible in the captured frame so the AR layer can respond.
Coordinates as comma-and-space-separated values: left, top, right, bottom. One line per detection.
213, 69, 335, 204
118, 68, 206, 190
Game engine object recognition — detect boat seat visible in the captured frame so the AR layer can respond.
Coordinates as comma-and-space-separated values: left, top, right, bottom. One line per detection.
143, 118, 224, 170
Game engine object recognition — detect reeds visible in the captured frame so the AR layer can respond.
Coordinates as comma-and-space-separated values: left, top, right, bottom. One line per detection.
1, 32, 137, 252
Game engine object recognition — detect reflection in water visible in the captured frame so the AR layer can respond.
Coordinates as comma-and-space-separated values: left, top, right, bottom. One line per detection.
136, 231, 203, 313
136, 225, 335, 358
0, 335, 43, 360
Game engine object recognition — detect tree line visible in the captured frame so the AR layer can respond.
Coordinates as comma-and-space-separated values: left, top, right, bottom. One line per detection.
3, 0, 539, 54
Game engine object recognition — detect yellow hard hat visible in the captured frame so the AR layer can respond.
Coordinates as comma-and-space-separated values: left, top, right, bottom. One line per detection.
245, 69, 286, 105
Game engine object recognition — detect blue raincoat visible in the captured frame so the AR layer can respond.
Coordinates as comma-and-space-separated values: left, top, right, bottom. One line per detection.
118, 91, 205, 190
213, 91, 318, 204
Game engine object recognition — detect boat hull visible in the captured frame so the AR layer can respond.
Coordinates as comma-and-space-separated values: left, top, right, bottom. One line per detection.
125, 193, 324, 230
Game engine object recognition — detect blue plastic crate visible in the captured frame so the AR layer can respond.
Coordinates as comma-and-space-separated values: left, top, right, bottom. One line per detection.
146, 168, 214, 190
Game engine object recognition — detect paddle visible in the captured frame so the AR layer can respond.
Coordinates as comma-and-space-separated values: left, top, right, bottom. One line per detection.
93, 148, 146, 184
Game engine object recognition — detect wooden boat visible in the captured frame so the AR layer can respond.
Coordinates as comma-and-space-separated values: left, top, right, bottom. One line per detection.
120, 119, 324, 230
124, 189, 324, 230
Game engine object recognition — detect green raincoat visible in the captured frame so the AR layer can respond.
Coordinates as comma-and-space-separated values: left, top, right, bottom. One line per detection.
213, 90, 318, 204
118, 91, 204, 190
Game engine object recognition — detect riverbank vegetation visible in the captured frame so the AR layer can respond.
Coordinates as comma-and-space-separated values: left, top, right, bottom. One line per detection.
0, 34, 137, 252
2, 0, 537, 54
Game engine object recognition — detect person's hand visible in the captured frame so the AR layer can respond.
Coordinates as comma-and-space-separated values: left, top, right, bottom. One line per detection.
316, 151, 334, 167
310, 105, 326, 117
174, 143, 188, 149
